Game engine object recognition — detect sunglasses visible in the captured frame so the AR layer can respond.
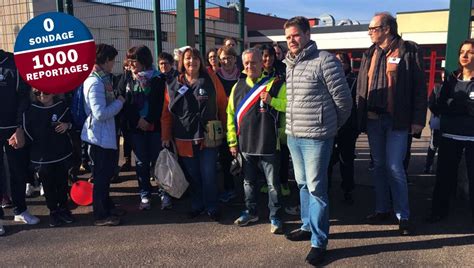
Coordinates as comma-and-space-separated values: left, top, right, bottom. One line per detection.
33, 91, 50, 96
368, 25, 384, 33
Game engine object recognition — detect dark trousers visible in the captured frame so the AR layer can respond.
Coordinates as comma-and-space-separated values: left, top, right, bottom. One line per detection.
431, 137, 474, 217
279, 143, 290, 185
131, 132, 161, 198
328, 130, 358, 193
123, 130, 132, 159
23, 145, 34, 185
88, 144, 117, 220
0, 129, 28, 215
35, 161, 69, 211
81, 141, 90, 164
219, 143, 235, 191
69, 130, 83, 180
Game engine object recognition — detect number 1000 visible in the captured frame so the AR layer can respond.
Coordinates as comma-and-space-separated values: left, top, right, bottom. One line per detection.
32, 49, 78, 69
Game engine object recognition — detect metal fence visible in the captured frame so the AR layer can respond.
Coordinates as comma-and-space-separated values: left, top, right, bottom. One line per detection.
0, 0, 242, 73
0, 0, 66, 52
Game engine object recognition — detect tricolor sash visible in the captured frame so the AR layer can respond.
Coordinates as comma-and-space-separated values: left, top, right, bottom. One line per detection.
234, 76, 271, 135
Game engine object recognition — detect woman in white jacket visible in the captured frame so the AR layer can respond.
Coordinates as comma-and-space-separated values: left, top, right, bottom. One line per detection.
81, 43, 125, 226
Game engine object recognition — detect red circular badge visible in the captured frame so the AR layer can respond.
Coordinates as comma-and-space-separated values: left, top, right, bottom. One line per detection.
14, 12, 95, 94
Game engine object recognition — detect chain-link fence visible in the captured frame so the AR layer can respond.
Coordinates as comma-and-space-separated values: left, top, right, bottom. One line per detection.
203, 0, 241, 47
1, 0, 242, 73
0, 0, 63, 52
73, 0, 158, 72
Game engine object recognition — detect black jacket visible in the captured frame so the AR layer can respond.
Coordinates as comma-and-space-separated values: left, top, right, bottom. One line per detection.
232, 77, 283, 155
117, 71, 166, 133
23, 100, 73, 164
356, 39, 427, 132
429, 72, 474, 137
0, 50, 31, 133
166, 73, 218, 141
340, 72, 358, 133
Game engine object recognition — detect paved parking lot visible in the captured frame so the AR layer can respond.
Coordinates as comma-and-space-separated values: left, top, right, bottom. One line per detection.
1, 136, 473, 266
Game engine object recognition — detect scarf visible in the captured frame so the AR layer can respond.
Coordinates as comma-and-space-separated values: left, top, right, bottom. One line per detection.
134, 68, 161, 94
367, 47, 388, 114
164, 68, 179, 82
216, 67, 239, 80
367, 38, 400, 114
92, 64, 113, 93
132, 67, 161, 117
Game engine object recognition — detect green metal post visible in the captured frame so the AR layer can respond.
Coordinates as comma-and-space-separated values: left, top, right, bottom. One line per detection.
56, 0, 64, 12
445, 0, 472, 72
177, 0, 195, 48
199, 0, 206, 54
239, 0, 245, 53
65, 0, 74, 16
153, 0, 162, 57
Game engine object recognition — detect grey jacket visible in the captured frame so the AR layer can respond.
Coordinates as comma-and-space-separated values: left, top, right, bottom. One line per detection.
285, 41, 352, 139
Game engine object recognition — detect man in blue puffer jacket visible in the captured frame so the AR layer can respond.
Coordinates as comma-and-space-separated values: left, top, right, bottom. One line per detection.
282, 17, 352, 265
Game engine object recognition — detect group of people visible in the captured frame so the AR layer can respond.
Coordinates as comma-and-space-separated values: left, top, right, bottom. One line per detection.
1, 11, 473, 266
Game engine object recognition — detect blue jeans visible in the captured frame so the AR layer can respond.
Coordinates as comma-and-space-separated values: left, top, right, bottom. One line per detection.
181, 145, 218, 213
241, 152, 281, 221
367, 115, 410, 220
287, 135, 333, 249
131, 132, 162, 199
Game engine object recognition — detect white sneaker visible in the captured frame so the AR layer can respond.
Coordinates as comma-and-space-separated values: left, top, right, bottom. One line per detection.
139, 197, 151, 211
14, 210, 40, 225
39, 183, 45, 196
0, 221, 5, 236
25, 183, 35, 197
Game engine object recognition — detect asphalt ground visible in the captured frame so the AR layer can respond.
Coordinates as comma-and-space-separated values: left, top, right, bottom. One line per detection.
1, 135, 474, 267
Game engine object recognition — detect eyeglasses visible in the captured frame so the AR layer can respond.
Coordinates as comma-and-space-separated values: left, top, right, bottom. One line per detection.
33, 91, 50, 96
219, 56, 234, 62
368, 25, 384, 32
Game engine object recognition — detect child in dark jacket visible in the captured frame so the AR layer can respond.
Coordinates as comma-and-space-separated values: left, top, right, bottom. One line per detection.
23, 89, 75, 227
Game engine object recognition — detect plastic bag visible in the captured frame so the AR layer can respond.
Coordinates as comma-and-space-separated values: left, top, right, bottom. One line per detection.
154, 148, 188, 198
230, 153, 242, 177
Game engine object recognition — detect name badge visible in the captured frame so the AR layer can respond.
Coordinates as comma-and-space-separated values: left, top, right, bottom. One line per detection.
178, 85, 189, 95
470, 92, 474, 100
388, 57, 401, 64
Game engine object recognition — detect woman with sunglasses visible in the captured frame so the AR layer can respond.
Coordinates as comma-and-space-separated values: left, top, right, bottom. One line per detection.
23, 89, 74, 227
